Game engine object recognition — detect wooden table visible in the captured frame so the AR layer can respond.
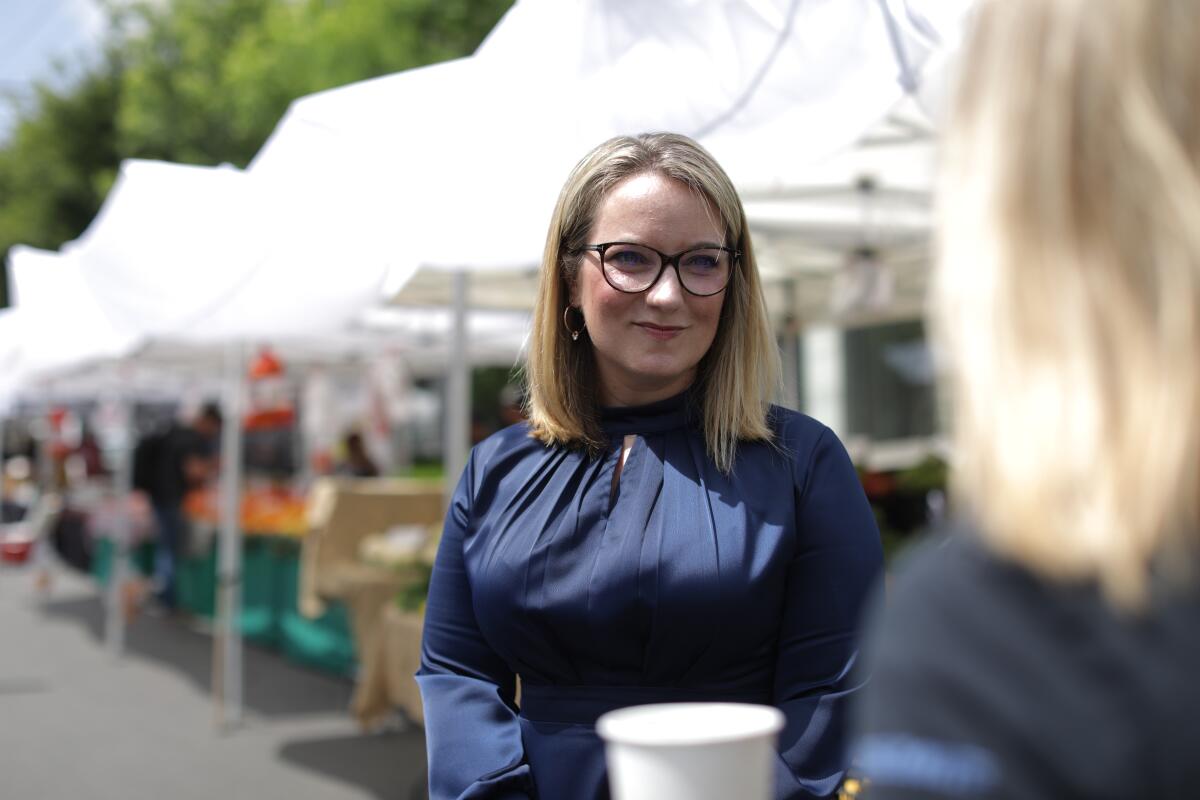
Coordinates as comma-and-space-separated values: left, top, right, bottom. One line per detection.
352, 603, 426, 727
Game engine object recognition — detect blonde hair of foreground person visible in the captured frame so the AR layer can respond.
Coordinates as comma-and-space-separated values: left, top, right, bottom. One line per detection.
524, 133, 781, 472
933, 0, 1200, 607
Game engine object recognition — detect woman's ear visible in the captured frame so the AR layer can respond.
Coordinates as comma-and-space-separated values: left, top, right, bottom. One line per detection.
564, 264, 581, 308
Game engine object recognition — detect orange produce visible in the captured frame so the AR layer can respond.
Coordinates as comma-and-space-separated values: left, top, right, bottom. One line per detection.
183, 486, 308, 536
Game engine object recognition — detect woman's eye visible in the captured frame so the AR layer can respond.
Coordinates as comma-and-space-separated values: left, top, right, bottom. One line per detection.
683, 252, 719, 270
610, 250, 649, 267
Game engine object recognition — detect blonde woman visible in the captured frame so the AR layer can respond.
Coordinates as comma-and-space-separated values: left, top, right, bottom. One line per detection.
417, 133, 883, 799
853, 1, 1200, 797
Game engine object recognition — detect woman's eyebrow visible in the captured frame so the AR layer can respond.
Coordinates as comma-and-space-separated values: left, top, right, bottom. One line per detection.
605, 238, 727, 249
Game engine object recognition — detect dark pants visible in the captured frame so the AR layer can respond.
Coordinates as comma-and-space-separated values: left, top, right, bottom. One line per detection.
152, 503, 186, 609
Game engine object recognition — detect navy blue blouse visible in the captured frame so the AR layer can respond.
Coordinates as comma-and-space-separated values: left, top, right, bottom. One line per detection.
417, 391, 883, 799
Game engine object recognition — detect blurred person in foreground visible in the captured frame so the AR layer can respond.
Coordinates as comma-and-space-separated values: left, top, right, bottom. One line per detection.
851, 1, 1200, 797
417, 132, 883, 799
134, 402, 222, 611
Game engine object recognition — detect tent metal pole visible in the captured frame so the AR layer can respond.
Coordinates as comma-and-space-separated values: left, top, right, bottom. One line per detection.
214, 341, 246, 729
104, 369, 134, 658
445, 271, 470, 494
36, 384, 55, 494
802, 324, 847, 437
779, 279, 802, 411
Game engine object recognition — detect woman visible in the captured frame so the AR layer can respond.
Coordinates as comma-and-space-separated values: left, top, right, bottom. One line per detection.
417, 132, 883, 799
852, 1, 1200, 797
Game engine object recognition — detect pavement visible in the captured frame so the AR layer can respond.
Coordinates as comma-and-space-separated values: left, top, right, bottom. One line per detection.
0, 559, 429, 800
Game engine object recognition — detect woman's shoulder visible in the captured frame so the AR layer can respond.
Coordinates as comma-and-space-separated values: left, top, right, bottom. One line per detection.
889, 527, 983, 584
866, 526, 1200, 710
470, 421, 545, 471
858, 527, 1200, 797
766, 404, 828, 440
765, 405, 850, 457
755, 405, 854, 484
875, 529, 1035, 644
884, 527, 1200, 652
461, 423, 588, 517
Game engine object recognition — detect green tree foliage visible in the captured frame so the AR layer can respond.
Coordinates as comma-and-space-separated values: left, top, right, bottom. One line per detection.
109, 0, 276, 165
222, 0, 511, 160
0, 0, 513, 305
0, 63, 123, 295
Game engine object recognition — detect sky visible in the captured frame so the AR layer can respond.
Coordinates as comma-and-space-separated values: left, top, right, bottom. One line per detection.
0, 0, 107, 141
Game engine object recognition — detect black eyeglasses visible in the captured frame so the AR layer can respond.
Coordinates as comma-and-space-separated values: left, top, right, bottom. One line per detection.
578, 241, 739, 297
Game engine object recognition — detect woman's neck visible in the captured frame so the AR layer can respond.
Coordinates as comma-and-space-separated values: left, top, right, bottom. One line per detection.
597, 369, 696, 408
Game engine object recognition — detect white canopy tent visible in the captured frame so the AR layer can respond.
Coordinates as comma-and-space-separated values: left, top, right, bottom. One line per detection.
6, 245, 139, 383
255, 0, 928, 273
64, 159, 396, 344
250, 0, 969, 481
0, 309, 25, 415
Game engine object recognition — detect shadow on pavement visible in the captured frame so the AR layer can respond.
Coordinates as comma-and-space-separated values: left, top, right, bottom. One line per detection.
36, 593, 356, 718
277, 729, 429, 800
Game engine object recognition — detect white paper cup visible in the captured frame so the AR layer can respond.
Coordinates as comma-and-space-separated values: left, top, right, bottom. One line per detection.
597, 702, 785, 800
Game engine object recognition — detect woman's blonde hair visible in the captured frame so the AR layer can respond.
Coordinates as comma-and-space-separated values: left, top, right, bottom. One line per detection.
524, 133, 780, 471
934, 0, 1200, 605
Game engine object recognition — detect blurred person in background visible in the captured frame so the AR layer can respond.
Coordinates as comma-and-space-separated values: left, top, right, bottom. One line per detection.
417, 133, 883, 799
337, 430, 380, 478
133, 402, 222, 611
1, 456, 33, 523
70, 426, 107, 481
852, 1, 1200, 797
497, 382, 526, 427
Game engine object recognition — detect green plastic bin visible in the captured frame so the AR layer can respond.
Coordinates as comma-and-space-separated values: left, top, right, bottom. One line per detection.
176, 540, 217, 618
90, 539, 156, 585
272, 540, 357, 677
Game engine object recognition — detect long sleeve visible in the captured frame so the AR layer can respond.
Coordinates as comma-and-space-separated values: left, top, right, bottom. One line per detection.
772, 427, 884, 798
416, 450, 535, 800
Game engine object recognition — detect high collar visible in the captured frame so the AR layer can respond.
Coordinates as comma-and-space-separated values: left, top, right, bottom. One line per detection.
599, 388, 700, 437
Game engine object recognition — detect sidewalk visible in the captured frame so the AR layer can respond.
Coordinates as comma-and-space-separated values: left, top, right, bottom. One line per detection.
0, 561, 428, 800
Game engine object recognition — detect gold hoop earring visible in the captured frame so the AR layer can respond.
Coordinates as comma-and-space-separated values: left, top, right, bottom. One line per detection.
563, 305, 586, 342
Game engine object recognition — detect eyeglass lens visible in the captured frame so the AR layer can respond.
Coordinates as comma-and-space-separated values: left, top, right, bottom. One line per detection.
601, 243, 731, 295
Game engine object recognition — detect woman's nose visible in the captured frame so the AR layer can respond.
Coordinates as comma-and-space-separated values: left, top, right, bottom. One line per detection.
645, 264, 685, 308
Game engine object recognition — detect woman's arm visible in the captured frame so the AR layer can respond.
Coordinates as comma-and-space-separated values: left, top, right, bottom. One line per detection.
416, 450, 534, 800
772, 426, 884, 798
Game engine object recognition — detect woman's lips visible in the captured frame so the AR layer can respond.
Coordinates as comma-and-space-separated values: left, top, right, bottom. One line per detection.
635, 322, 685, 340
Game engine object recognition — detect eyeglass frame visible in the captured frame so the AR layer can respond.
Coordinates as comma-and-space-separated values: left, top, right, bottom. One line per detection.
576, 241, 741, 297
